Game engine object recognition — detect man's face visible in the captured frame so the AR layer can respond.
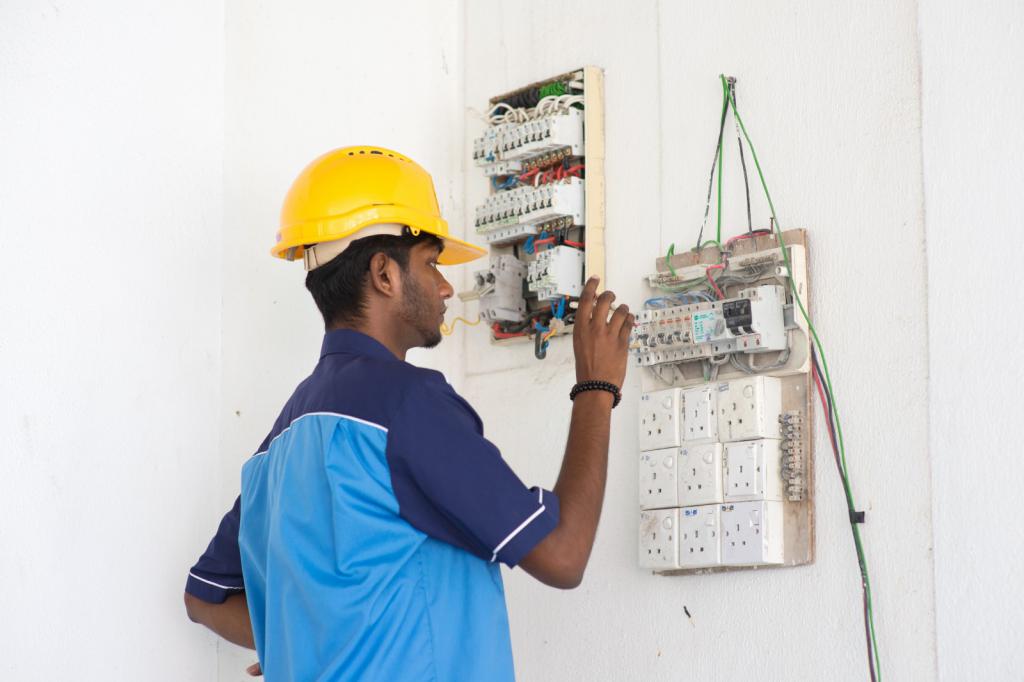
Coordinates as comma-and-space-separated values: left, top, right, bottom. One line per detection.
398, 242, 453, 349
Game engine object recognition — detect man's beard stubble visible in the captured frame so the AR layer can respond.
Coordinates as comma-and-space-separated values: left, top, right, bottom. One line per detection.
398, 272, 443, 349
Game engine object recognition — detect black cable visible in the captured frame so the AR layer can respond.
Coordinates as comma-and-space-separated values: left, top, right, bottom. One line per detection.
811, 348, 877, 682
728, 78, 753, 234
695, 91, 732, 250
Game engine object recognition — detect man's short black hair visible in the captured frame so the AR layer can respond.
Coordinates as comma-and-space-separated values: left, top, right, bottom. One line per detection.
305, 229, 444, 329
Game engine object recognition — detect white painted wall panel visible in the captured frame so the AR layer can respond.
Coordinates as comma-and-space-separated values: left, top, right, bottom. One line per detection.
464, 1, 934, 680
0, 2, 224, 679
920, 2, 1024, 680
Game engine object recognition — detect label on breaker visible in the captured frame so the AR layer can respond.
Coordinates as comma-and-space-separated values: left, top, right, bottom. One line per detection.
692, 311, 717, 343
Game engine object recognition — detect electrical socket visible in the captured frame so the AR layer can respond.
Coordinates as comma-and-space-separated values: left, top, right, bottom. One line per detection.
724, 439, 784, 502
682, 385, 719, 442
720, 501, 784, 566
639, 508, 680, 570
678, 505, 722, 568
638, 388, 683, 451
639, 448, 679, 510
679, 443, 724, 506
716, 376, 783, 442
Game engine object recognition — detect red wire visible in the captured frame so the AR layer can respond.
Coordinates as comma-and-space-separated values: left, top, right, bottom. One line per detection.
725, 229, 773, 248
491, 322, 527, 339
563, 164, 585, 175
563, 239, 585, 248
812, 363, 839, 455
706, 264, 725, 299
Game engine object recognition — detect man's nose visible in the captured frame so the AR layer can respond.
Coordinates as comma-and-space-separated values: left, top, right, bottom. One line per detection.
438, 277, 454, 300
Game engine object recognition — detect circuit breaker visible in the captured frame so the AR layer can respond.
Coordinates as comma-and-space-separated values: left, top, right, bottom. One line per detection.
465, 67, 605, 359
633, 235, 814, 575
472, 255, 527, 323
527, 245, 585, 301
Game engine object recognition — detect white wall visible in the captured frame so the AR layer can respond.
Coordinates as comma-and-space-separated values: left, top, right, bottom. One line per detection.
215, 0, 464, 678
463, 1, 934, 680
4, 2, 1020, 680
0, 2, 224, 680
920, 2, 1024, 680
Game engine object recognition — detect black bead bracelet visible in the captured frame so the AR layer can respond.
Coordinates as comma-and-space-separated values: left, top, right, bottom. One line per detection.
569, 380, 622, 408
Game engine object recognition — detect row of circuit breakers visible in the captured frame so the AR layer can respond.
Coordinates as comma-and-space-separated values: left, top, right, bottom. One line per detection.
629, 276, 804, 571
467, 79, 589, 331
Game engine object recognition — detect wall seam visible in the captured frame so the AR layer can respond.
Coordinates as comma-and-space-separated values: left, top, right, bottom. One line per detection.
913, 0, 941, 679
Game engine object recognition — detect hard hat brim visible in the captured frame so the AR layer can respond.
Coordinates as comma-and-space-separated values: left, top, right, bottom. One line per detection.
437, 234, 487, 265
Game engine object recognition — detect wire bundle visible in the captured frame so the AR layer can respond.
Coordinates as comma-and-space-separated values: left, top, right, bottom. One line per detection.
724, 75, 883, 681
487, 94, 585, 125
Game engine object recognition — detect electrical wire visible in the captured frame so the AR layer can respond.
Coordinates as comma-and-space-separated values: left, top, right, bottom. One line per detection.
812, 350, 877, 682
706, 264, 726, 299
725, 76, 882, 681
440, 315, 481, 336
727, 77, 754, 234
694, 80, 732, 251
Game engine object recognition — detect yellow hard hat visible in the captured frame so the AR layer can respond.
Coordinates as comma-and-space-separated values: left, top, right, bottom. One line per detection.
273, 145, 486, 267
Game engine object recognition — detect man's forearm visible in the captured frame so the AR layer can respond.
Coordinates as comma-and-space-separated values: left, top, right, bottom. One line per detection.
553, 390, 612, 567
519, 389, 612, 587
184, 592, 256, 649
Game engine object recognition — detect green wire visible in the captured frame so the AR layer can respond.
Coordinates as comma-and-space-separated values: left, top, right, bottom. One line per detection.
666, 243, 678, 277
539, 82, 567, 99
726, 85, 883, 680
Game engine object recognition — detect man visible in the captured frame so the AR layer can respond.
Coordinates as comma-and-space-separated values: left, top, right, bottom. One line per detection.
183, 146, 632, 680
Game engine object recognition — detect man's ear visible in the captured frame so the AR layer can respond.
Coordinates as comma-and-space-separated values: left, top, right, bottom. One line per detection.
367, 252, 402, 299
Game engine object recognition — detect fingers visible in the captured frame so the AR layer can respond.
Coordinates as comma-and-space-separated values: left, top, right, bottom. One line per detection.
609, 302, 631, 332
592, 290, 616, 326
576, 276, 600, 321
617, 310, 636, 343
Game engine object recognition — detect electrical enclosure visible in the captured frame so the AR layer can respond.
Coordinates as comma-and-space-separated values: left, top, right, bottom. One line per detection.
464, 67, 605, 358
633, 231, 814, 575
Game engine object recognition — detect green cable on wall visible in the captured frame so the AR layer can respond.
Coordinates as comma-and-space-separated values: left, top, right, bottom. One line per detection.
722, 74, 883, 681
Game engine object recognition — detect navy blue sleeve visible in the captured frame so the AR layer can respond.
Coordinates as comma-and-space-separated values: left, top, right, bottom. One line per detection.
385, 373, 560, 568
185, 496, 245, 603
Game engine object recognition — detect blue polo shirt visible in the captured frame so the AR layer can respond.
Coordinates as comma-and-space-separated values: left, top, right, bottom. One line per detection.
186, 330, 559, 681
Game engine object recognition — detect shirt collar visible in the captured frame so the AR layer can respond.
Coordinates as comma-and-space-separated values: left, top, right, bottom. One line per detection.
320, 329, 398, 362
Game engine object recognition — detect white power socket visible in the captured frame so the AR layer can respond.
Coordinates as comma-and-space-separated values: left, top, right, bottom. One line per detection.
682, 385, 719, 442
679, 443, 724, 506
717, 376, 783, 442
639, 448, 679, 510
638, 388, 683, 451
639, 508, 680, 570
720, 501, 784, 566
678, 505, 722, 568
724, 439, 784, 502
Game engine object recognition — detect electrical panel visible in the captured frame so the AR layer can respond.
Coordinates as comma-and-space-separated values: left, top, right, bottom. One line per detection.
462, 67, 604, 360
633, 232, 814, 575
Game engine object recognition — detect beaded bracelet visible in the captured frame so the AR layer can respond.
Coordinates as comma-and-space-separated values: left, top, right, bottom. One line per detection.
569, 380, 622, 408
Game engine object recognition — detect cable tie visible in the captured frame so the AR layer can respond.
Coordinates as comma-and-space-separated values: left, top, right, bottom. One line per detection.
850, 510, 866, 525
